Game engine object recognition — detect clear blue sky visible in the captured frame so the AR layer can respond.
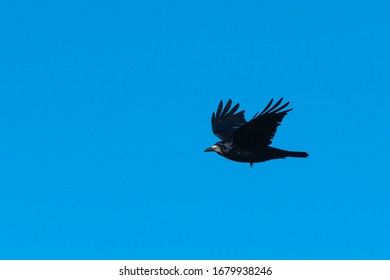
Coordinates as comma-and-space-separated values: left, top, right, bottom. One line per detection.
0, 0, 389, 259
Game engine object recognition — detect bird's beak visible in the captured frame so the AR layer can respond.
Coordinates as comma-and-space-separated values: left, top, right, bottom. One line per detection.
204, 146, 215, 152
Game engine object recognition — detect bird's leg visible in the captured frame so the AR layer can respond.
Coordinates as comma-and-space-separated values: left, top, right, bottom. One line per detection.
250, 162, 253, 168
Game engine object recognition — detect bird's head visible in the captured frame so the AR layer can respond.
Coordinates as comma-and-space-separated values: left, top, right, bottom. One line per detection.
204, 142, 225, 155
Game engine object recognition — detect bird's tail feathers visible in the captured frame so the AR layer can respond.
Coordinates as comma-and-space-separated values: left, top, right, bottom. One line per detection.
268, 147, 309, 159
282, 150, 309, 158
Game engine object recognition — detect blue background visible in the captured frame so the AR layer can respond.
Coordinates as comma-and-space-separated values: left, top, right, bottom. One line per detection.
0, 0, 389, 259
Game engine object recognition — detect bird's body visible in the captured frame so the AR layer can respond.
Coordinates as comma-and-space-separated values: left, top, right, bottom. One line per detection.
204, 98, 309, 167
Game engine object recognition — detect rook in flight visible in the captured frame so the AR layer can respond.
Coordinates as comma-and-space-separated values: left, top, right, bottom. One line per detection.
204, 98, 309, 167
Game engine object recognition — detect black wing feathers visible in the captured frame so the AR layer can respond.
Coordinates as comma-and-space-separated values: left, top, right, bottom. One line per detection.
211, 99, 247, 141
221, 99, 232, 117
233, 98, 292, 150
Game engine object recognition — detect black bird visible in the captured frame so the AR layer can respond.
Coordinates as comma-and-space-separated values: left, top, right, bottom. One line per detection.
204, 98, 309, 167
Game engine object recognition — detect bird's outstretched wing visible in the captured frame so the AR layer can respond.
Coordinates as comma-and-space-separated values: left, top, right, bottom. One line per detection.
233, 98, 292, 150
211, 99, 247, 141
